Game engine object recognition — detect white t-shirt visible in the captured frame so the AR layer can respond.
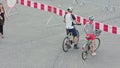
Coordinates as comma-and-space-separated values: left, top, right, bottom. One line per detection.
64, 13, 75, 29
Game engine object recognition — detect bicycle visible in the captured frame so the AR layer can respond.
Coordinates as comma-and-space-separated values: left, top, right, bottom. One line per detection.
81, 29, 101, 60
62, 25, 80, 52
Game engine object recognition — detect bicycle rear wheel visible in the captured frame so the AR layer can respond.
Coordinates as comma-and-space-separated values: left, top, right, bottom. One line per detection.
62, 37, 71, 52
94, 38, 101, 51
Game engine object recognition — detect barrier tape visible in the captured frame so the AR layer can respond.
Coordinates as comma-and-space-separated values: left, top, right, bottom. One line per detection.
19, 0, 120, 35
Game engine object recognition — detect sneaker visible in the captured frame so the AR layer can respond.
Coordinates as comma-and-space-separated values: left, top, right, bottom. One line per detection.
74, 45, 79, 49
92, 52, 96, 56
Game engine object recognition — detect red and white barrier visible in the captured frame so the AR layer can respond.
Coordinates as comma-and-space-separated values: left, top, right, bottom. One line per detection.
18, 0, 120, 35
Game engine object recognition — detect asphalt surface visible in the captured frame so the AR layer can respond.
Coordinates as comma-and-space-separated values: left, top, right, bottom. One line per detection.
0, 0, 120, 68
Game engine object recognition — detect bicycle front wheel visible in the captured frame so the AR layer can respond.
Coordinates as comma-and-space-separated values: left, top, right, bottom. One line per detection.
94, 38, 101, 51
82, 51, 88, 61
82, 43, 89, 61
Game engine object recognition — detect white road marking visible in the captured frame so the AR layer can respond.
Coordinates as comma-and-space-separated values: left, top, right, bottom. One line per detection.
47, 23, 63, 27
46, 15, 53, 25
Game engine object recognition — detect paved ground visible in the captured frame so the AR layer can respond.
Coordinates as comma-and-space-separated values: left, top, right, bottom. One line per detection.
0, 0, 120, 68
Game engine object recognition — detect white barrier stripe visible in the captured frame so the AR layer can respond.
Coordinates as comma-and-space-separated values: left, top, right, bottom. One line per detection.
56, 8, 59, 16
80, 17, 83, 24
44, 4, 48, 12
62, 10, 65, 17
116, 26, 118, 34
24, 0, 27, 6
108, 25, 112, 33
100, 23, 104, 31
31, 1, 34, 8
117, 28, 120, 34
37, 2, 41, 9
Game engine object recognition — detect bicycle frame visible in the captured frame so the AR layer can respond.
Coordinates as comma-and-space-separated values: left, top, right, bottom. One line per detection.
68, 32, 73, 41
82, 38, 91, 51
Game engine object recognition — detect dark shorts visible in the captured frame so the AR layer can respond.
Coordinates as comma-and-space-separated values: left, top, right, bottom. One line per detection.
66, 28, 77, 36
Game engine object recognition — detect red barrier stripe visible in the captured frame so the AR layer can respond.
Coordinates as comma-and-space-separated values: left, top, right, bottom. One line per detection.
48, 6, 52, 12
112, 26, 117, 34
34, 2, 38, 8
104, 24, 108, 32
41, 4, 44, 10
95, 22, 100, 29
65, 11, 68, 14
21, 0, 24, 5
53, 7, 57, 14
59, 9, 62, 16
83, 18, 87, 25
77, 16, 80, 24
27, 0, 31, 7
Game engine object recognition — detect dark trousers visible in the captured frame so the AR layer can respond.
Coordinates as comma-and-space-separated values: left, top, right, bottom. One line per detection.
0, 25, 3, 35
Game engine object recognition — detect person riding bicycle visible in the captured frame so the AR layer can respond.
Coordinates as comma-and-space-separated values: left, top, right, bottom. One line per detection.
84, 16, 96, 56
64, 7, 80, 49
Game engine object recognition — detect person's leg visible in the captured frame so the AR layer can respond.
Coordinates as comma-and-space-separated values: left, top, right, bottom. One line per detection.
73, 36, 78, 45
91, 34, 96, 56
1, 25, 3, 35
1, 25, 4, 38
0, 25, 2, 36
91, 40, 96, 55
72, 28, 79, 49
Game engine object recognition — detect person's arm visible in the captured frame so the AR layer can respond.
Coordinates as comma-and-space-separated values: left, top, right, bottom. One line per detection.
71, 14, 76, 24
64, 14, 66, 23
71, 14, 81, 25
64, 18, 66, 23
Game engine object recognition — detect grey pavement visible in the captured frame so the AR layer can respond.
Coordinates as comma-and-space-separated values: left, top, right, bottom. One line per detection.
0, 0, 120, 68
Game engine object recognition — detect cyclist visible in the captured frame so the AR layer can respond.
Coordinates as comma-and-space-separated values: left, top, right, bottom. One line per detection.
64, 7, 80, 49
84, 16, 96, 56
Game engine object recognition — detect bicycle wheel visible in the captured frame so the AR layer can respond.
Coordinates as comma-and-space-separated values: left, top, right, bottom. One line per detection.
62, 37, 70, 52
82, 43, 89, 60
82, 51, 88, 60
94, 38, 101, 51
